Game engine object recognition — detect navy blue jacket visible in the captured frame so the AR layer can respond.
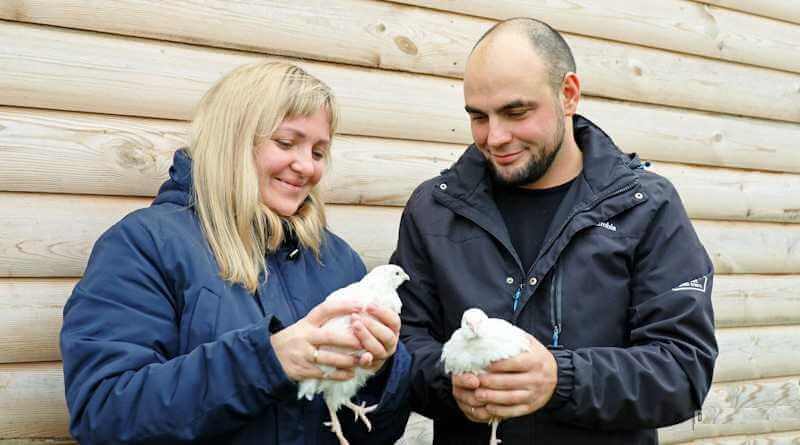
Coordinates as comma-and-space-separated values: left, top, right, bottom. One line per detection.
391, 115, 717, 444
61, 150, 411, 444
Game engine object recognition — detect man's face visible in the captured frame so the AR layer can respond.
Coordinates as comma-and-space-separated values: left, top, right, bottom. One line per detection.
464, 34, 566, 188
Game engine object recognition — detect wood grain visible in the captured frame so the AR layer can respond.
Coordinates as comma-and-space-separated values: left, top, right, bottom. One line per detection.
385, 0, 800, 75
2, 107, 799, 222
1, 20, 799, 137
694, 0, 800, 26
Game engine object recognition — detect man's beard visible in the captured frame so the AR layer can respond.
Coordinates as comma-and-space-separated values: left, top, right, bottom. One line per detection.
488, 117, 565, 188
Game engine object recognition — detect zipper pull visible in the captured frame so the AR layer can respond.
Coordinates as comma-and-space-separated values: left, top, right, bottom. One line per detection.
512, 286, 522, 312
551, 324, 561, 347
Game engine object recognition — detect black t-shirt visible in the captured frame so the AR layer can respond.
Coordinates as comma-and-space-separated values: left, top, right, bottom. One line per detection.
493, 179, 574, 273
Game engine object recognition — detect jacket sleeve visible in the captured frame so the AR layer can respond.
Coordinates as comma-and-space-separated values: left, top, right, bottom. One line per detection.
60, 215, 296, 444
542, 183, 718, 429
390, 199, 465, 423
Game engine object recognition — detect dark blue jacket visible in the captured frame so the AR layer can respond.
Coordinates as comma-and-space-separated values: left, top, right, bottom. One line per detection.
61, 150, 411, 444
392, 115, 717, 444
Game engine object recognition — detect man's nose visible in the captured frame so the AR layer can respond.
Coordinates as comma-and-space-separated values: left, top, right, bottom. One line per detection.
486, 118, 512, 148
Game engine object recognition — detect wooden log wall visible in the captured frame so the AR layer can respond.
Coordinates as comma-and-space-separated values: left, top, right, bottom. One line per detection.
0, 1, 798, 443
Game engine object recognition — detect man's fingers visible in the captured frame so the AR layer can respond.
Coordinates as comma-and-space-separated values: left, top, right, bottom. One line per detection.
456, 400, 491, 423
475, 388, 531, 406
486, 352, 537, 373
365, 305, 401, 334
306, 299, 360, 326
452, 373, 480, 389
477, 372, 530, 390
485, 403, 531, 419
452, 385, 481, 407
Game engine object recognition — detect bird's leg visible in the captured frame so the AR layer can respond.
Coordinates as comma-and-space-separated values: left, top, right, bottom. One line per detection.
323, 399, 350, 445
344, 400, 378, 431
489, 418, 502, 445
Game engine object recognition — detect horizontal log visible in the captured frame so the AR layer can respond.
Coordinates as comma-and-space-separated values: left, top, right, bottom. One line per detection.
714, 326, 800, 382
0, 440, 74, 444
713, 275, 800, 328
646, 162, 800, 224
3, 276, 798, 364
695, 221, 800, 274
388, 0, 800, 75
3, 362, 797, 442
0, 363, 69, 439
694, 0, 800, 26
2, 107, 799, 223
4, 0, 800, 81
1, 192, 799, 278
674, 430, 800, 444
660, 376, 800, 443
2, 36, 800, 176
0, 279, 75, 364
1, 19, 799, 148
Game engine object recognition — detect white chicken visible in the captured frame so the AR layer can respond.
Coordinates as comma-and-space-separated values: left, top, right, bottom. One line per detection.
298, 264, 409, 445
441, 308, 532, 445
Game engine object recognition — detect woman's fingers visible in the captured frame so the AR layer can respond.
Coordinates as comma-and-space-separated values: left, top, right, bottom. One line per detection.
305, 299, 361, 326
353, 314, 397, 355
314, 348, 359, 370
365, 305, 401, 334
309, 326, 361, 350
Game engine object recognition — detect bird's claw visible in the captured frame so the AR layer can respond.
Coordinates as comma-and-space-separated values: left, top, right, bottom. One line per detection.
344, 400, 377, 431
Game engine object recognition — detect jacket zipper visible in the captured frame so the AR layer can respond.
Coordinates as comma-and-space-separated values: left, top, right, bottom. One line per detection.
549, 264, 563, 347
513, 285, 522, 312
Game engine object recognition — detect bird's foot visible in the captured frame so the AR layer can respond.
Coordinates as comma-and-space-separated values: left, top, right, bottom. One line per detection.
489, 418, 502, 445
344, 400, 377, 431
324, 403, 350, 445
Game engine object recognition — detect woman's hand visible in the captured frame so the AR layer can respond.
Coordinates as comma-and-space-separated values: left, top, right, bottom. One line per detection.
270, 299, 363, 382
351, 304, 401, 373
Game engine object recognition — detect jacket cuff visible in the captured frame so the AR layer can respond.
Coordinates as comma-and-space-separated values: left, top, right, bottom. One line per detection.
542, 348, 575, 411
245, 315, 297, 401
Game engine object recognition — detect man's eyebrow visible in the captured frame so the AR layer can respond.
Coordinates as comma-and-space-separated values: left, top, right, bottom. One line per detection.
465, 100, 535, 115
498, 100, 535, 111
464, 105, 484, 114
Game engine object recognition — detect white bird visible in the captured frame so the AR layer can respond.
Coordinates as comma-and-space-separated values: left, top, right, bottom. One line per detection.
441, 308, 532, 445
298, 264, 409, 445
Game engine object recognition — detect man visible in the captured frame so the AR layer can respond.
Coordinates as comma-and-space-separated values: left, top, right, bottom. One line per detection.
391, 17, 717, 444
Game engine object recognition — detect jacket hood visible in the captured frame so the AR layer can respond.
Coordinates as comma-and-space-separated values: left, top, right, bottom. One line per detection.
153, 149, 193, 207
441, 114, 641, 200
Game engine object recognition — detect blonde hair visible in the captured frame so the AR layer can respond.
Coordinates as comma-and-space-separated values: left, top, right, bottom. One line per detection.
188, 61, 339, 293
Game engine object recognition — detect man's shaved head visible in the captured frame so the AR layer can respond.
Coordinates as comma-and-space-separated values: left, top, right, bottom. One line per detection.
471, 18, 576, 91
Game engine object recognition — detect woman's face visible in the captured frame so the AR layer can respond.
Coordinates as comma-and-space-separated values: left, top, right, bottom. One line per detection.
254, 108, 331, 216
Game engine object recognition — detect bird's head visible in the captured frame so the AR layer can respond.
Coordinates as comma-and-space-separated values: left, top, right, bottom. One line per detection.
365, 264, 410, 289
362, 265, 409, 313
461, 308, 489, 339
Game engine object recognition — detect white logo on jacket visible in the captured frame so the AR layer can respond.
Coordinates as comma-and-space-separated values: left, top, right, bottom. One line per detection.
672, 276, 708, 293
595, 221, 617, 232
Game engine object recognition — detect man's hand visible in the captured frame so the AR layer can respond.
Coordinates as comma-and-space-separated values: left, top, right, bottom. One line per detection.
452, 372, 493, 423
475, 336, 558, 419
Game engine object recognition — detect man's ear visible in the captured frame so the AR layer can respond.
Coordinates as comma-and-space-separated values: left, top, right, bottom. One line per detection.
560, 72, 581, 116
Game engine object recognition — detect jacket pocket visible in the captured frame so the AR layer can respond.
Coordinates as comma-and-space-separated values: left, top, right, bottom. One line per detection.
184, 287, 222, 351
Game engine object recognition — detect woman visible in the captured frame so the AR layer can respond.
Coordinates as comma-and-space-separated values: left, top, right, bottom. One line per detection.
60, 61, 411, 444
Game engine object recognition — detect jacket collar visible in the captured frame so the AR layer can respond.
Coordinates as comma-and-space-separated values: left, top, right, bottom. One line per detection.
153, 148, 193, 207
